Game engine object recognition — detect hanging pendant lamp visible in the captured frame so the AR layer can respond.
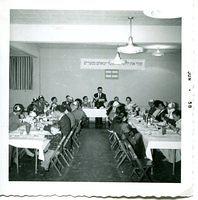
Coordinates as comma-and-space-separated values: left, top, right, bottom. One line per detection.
110, 52, 125, 65
117, 17, 144, 54
152, 49, 164, 56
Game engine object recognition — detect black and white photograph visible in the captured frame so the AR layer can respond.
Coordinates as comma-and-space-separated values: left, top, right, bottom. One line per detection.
0, 0, 196, 198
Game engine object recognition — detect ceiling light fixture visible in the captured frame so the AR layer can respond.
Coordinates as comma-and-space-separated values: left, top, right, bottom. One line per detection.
117, 17, 144, 54
152, 49, 164, 57
110, 52, 125, 65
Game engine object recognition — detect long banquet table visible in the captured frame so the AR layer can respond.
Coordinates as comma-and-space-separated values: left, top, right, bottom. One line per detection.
129, 116, 181, 175
82, 108, 107, 118
9, 127, 51, 174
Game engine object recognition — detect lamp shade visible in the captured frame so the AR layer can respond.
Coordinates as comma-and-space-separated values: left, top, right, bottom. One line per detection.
110, 52, 125, 65
152, 49, 164, 56
117, 36, 144, 54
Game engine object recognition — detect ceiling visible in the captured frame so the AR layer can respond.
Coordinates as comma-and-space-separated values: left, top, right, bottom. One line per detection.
10, 10, 181, 26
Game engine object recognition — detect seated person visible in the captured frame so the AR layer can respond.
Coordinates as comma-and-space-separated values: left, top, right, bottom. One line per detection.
106, 96, 123, 116
62, 95, 73, 112
125, 97, 137, 116
82, 96, 92, 108
41, 105, 71, 170
37, 95, 49, 115
50, 96, 58, 111
27, 99, 40, 116
107, 101, 120, 123
71, 99, 87, 124
9, 104, 34, 166
160, 109, 181, 163
152, 101, 168, 122
107, 96, 120, 108
168, 109, 181, 134
64, 105, 77, 129
110, 105, 127, 133
163, 102, 176, 126
146, 99, 156, 117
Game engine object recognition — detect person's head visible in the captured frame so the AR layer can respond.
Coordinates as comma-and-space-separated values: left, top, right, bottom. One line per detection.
114, 96, 119, 102
66, 95, 70, 101
116, 105, 126, 116
126, 96, 132, 104
97, 87, 103, 94
172, 110, 181, 121
148, 99, 154, 107
13, 104, 24, 115
83, 96, 88, 102
38, 95, 45, 102
71, 101, 78, 111
53, 105, 66, 118
51, 97, 57, 103
158, 102, 165, 110
168, 102, 176, 110
75, 98, 82, 108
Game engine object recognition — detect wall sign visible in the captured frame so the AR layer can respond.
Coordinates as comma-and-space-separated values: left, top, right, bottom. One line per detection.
80, 58, 145, 70
105, 70, 119, 79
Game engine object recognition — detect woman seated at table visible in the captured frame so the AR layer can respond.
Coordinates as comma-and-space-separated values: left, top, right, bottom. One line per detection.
41, 105, 71, 171
82, 96, 92, 108
50, 96, 58, 111
37, 95, 49, 115
9, 104, 34, 166
125, 97, 137, 117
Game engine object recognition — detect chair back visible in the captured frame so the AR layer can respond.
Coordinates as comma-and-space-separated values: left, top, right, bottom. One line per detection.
51, 135, 66, 158
63, 129, 75, 148
114, 131, 131, 160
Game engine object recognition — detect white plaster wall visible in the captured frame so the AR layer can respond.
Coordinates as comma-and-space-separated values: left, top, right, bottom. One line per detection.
39, 47, 181, 108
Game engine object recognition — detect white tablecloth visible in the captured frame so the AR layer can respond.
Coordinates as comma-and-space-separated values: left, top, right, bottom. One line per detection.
129, 116, 181, 160
83, 108, 107, 118
9, 129, 51, 161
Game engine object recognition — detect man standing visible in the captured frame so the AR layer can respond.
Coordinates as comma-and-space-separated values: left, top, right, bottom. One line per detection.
93, 87, 107, 128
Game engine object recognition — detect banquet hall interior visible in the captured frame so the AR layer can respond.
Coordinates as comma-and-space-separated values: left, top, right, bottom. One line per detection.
9, 10, 181, 182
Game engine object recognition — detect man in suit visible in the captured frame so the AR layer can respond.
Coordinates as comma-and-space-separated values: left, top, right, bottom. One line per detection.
41, 105, 71, 171
93, 87, 107, 128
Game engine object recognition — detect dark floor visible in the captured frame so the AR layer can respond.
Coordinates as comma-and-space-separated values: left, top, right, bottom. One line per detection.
9, 124, 181, 182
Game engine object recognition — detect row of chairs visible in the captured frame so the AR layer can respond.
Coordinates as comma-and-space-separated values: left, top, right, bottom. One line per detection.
48, 120, 82, 176
108, 130, 153, 182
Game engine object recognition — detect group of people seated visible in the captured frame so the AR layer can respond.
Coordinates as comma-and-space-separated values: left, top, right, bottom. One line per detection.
9, 94, 88, 171
107, 98, 181, 162
9, 93, 182, 170
146, 99, 181, 134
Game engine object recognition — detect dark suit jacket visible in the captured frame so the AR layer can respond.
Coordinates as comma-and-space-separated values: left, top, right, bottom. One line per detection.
93, 92, 107, 108
155, 109, 168, 122
62, 101, 72, 112
58, 114, 71, 137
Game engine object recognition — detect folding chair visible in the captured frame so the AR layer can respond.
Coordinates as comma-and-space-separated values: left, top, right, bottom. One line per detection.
62, 129, 76, 164
113, 131, 131, 168
126, 141, 153, 182
72, 120, 82, 149
49, 135, 68, 176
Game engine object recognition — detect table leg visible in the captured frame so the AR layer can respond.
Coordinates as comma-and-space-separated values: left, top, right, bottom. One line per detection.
151, 149, 154, 175
35, 149, 38, 174
172, 149, 176, 175
16, 147, 19, 174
